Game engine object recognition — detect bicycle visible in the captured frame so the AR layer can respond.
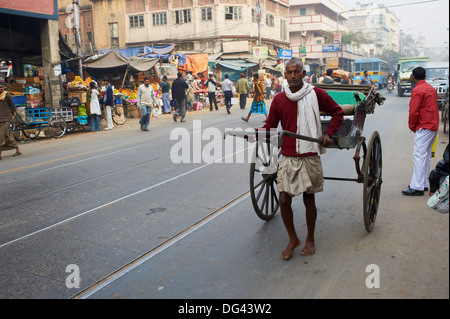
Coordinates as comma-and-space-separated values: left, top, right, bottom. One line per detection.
102, 100, 127, 126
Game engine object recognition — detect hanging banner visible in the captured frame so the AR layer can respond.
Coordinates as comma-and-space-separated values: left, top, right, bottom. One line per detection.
253, 46, 268, 60
333, 34, 342, 44
322, 44, 342, 52
278, 49, 293, 59
299, 46, 306, 57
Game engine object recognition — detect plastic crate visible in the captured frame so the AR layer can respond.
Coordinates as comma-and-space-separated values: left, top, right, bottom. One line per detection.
52, 107, 73, 121
114, 97, 123, 105
26, 108, 52, 124
13, 95, 26, 106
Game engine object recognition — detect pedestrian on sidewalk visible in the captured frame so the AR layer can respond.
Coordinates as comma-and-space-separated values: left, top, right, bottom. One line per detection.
137, 77, 157, 131
171, 72, 188, 122
241, 73, 267, 123
402, 67, 440, 196
186, 82, 194, 111
222, 74, 233, 114
265, 75, 272, 99
89, 81, 101, 132
236, 73, 249, 109
102, 79, 115, 131
160, 75, 171, 114
206, 74, 218, 111
0, 84, 22, 160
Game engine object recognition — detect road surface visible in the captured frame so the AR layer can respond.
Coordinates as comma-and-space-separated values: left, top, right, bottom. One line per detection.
0, 90, 448, 301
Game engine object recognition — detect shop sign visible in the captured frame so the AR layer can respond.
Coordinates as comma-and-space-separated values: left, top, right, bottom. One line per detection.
299, 46, 306, 57
0, 0, 58, 20
253, 46, 268, 60
278, 49, 293, 59
322, 44, 342, 52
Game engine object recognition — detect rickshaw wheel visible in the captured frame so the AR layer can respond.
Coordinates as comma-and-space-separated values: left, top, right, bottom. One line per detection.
249, 140, 280, 221
363, 131, 382, 232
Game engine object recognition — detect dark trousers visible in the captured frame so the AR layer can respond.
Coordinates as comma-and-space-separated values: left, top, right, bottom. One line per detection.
224, 91, 233, 110
208, 92, 218, 110
239, 93, 247, 109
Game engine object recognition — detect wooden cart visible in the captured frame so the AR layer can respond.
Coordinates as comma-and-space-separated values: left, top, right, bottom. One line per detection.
227, 84, 385, 232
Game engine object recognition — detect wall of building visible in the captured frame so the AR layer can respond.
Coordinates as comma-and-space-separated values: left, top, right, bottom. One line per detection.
90, 0, 127, 49
88, 0, 288, 53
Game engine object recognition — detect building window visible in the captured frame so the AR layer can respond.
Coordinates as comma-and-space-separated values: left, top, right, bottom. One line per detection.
175, 9, 191, 24
266, 13, 274, 27
280, 19, 287, 40
149, 0, 169, 11
129, 15, 144, 28
225, 6, 242, 20
109, 23, 119, 48
153, 12, 167, 25
202, 7, 212, 21
172, 0, 193, 7
300, 8, 306, 16
126, 0, 145, 13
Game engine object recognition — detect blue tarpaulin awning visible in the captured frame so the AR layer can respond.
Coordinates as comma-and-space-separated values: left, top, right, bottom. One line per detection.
215, 60, 258, 71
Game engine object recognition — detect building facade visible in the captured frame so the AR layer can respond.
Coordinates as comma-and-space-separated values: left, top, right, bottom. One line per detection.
89, 0, 289, 54
344, 3, 400, 56
288, 0, 364, 72
58, 0, 95, 55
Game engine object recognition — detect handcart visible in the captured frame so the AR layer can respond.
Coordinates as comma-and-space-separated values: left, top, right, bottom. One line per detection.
226, 84, 385, 232
12, 106, 68, 140
60, 97, 89, 133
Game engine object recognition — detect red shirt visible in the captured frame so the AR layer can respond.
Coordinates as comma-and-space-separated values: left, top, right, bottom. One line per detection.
258, 87, 344, 157
409, 80, 439, 132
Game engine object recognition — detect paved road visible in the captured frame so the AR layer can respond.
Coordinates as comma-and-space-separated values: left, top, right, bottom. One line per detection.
0, 91, 448, 300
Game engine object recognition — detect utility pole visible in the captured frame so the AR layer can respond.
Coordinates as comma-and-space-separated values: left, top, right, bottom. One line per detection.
256, 0, 263, 70
73, 0, 83, 79
256, 0, 262, 46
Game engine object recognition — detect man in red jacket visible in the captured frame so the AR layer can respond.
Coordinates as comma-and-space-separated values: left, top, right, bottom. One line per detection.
258, 58, 343, 259
402, 67, 439, 196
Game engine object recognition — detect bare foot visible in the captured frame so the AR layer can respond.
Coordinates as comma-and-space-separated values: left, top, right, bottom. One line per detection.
301, 238, 315, 256
281, 239, 300, 260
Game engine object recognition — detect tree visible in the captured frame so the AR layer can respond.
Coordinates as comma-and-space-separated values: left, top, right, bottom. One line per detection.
377, 49, 404, 71
340, 31, 370, 47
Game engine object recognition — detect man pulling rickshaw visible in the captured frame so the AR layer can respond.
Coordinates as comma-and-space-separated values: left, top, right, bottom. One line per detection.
256, 58, 344, 259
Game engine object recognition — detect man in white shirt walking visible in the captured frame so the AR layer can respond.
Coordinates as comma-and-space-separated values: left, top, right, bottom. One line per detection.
137, 77, 158, 131
222, 74, 233, 114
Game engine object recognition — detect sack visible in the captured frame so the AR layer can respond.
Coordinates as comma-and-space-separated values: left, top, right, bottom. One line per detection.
16, 107, 27, 123
427, 175, 449, 214
67, 97, 81, 107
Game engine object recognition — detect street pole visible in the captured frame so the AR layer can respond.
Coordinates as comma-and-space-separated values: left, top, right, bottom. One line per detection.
256, 0, 262, 70
73, 0, 83, 79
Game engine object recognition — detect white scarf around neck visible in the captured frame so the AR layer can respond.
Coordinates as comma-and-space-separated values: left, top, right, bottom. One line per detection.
285, 83, 325, 155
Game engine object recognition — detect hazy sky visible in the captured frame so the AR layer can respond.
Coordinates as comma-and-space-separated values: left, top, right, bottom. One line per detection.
340, 0, 449, 48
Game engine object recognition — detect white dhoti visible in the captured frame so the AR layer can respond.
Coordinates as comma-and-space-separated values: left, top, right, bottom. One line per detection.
410, 128, 438, 191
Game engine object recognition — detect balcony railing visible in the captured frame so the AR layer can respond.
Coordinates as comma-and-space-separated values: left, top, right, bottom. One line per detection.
289, 14, 348, 33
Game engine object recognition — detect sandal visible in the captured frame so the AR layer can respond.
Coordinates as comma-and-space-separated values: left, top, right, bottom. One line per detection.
12, 151, 22, 157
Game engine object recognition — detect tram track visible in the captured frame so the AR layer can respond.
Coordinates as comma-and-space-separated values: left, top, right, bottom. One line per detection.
0, 152, 166, 211
70, 190, 251, 299
0, 142, 251, 248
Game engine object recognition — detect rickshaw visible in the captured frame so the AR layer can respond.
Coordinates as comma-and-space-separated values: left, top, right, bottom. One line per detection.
226, 84, 385, 232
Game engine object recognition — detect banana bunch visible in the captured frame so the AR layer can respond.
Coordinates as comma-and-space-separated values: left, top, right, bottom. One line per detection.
84, 77, 93, 86
70, 76, 87, 88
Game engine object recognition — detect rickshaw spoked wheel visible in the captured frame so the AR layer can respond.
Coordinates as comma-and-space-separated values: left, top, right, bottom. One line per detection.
362, 131, 382, 232
249, 140, 280, 221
